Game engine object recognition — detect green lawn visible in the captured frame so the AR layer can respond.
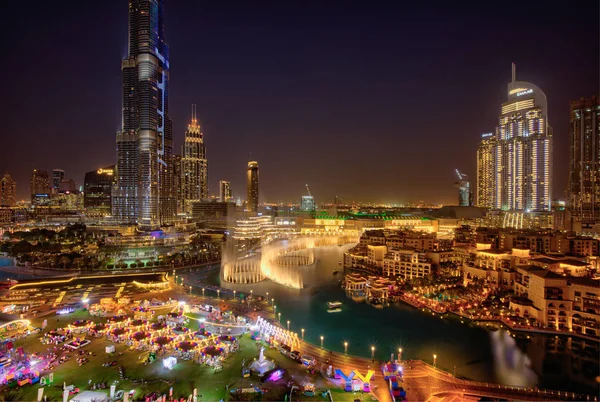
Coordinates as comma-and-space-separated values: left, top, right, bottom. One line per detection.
8, 310, 362, 402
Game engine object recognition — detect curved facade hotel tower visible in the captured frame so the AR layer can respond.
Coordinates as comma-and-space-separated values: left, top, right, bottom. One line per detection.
113, 0, 176, 229
477, 64, 552, 212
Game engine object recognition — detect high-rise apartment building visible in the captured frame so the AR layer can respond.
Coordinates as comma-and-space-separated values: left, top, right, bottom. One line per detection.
52, 169, 65, 192
247, 161, 259, 212
172, 154, 183, 214
182, 105, 207, 208
30, 169, 50, 200
84, 166, 115, 214
220, 180, 232, 202
568, 96, 600, 223
477, 64, 552, 212
113, 0, 175, 229
0, 174, 16, 206
477, 133, 497, 208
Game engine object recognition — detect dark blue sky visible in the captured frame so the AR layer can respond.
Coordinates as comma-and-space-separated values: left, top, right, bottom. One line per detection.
2, 0, 598, 204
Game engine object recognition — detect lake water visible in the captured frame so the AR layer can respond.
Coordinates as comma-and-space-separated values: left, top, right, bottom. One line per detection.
185, 244, 599, 394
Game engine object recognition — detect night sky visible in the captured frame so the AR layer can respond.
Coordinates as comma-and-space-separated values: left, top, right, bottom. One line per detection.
2, 1, 598, 205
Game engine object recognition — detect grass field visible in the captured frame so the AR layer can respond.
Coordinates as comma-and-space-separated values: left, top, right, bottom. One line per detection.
6, 309, 364, 402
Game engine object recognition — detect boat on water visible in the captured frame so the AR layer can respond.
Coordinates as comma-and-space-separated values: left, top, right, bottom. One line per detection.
327, 301, 342, 309
327, 307, 342, 313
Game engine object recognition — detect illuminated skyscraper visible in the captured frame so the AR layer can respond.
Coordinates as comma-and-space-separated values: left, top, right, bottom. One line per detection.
52, 169, 65, 192
172, 154, 183, 213
568, 96, 600, 223
247, 161, 259, 212
476, 133, 497, 208
0, 174, 16, 207
477, 64, 552, 212
220, 180, 232, 202
30, 169, 50, 200
113, 0, 175, 229
84, 166, 115, 215
182, 105, 207, 208
301, 195, 315, 212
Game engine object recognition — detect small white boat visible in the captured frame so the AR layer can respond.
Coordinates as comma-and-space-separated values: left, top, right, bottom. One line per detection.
327, 307, 342, 313
327, 301, 342, 309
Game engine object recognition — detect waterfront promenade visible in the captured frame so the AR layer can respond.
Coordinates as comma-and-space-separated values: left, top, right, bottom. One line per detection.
399, 292, 600, 343
183, 281, 593, 402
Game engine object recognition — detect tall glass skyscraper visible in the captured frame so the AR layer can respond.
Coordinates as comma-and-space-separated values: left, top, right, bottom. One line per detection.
568, 96, 600, 223
477, 64, 552, 212
182, 104, 207, 210
247, 161, 259, 212
113, 0, 175, 229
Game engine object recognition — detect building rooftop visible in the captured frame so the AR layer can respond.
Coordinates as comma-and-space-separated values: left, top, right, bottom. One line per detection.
531, 257, 559, 265
559, 259, 589, 267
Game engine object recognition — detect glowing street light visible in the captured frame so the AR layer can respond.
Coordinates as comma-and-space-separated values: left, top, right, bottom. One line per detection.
251, 289, 253, 296
266, 292, 269, 299
433, 354, 437, 367
217, 289, 220, 298
271, 298, 274, 305
371, 345, 375, 359
278, 312, 281, 321
202, 288, 205, 296
398, 348, 403, 361
287, 320, 290, 330
320, 335, 324, 348
233, 290, 236, 298
274, 305, 277, 315
301, 328, 304, 339
344, 341, 348, 354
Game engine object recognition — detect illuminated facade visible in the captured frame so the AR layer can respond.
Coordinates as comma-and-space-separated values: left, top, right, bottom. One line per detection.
247, 161, 259, 212
182, 105, 207, 208
113, 0, 176, 229
477, 64, 552, 212
219, 180, 232, 202
30, 169, 50, 201
0, 174, 16, 207
568, 96, 600, 223
84, 166, 115, 214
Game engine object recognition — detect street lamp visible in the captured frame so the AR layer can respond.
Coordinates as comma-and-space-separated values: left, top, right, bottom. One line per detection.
433, 354, 437, 367
301, 328, 304, 339
217, 289, 220, 298
271, 298, 274, 306
398, 348, 403, 361
320, 335, 324, 348
233, 290, 236, 298
266, 292, 269, 300
344, 341, 348, 354
287, 320, 290, 330
274, 305, 277, 315
202, 288, 205, 296
251, 289, 253, 296
278, 312, 281, 321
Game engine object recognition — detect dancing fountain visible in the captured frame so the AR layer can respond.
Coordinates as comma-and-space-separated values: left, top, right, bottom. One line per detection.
221, 235, 358, 290
249, 347, 275, 376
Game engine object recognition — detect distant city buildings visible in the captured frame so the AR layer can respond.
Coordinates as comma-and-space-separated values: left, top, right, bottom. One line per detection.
83, 166, 115, 215
0, 174, 16, 207
52, 169, 65, 193
182, 105, 208, 209
477, 64, 552, 212
568, 96, 600, 225
30, 169, 50, 202
219, 180, 232, 202
113, 0, 175, 229
247, 161, 259, 212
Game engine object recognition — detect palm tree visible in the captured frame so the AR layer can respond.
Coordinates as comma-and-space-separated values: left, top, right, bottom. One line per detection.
59, 256, 70, 269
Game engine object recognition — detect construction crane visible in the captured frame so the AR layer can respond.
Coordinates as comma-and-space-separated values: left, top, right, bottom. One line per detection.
305, 184, 312, 197
455, 169, 467, 181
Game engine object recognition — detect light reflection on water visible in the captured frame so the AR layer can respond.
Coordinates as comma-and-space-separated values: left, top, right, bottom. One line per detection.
180, 246, 599, 394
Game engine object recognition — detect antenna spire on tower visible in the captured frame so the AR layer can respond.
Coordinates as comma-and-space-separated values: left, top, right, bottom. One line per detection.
511, 62, 516, 83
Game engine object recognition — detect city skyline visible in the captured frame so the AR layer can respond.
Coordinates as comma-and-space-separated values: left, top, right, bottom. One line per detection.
2, 1, 598, 204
